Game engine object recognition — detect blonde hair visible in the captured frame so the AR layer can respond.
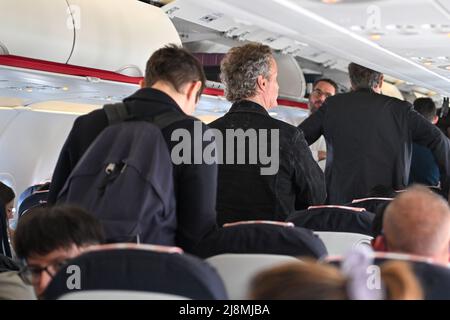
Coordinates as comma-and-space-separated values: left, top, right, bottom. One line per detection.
249, 259, 423, 300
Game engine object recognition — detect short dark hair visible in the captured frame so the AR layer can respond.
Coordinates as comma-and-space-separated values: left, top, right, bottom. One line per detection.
145, 44, 206, 102
14, 205, 104, 259
0, 182, 15, 204
348, 63, 383, 90
313, 78, 338, 93
413, 97, 436, 122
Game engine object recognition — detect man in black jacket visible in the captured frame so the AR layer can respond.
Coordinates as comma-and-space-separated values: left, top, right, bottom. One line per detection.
209, 43, 326, 225
300, 63, 450, 204
47, 44, 217, 253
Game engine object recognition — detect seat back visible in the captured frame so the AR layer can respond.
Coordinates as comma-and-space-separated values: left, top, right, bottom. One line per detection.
206, 253, 299, 299
193, 221, 327, 259
58, 290, 190, 300
43, 244, 227, 300
287, 205, 375, 236
314, 231, 373, 256
347, 197, 393, 215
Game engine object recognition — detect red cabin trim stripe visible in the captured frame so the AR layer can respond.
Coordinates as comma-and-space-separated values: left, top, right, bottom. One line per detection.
0, 55, 308, 109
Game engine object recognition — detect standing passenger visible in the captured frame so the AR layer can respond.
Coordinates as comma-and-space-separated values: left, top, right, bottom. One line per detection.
409, 98, 440, 187
209, 43, 326, 225
300, 78, 338, 171
48, 44, 217, 253
300, 63, 450, 204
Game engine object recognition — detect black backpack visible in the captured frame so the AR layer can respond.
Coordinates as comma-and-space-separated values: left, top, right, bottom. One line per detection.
58, 103, 186, 245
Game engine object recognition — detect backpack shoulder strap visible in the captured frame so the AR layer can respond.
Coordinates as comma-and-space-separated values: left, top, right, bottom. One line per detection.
103, 103, 129, 125
152, 111, 194, 129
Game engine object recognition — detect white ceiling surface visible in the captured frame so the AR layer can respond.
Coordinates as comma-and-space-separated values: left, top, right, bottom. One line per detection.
171, 0, 450, 95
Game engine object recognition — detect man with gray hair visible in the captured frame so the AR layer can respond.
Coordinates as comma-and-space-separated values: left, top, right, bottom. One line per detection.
373, 185, 450, 266
300, 63, 450, 204
209, 43, 326, 226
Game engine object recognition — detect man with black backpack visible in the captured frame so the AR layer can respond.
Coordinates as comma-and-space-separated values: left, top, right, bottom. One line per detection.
48, 44, 217, 253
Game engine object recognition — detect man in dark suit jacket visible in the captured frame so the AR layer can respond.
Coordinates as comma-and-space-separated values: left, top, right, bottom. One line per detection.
47, 45, 217, 253
209, 43, 326, 225
299, 63, 450, 204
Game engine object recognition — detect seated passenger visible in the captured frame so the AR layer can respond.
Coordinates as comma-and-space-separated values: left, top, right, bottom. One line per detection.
208, 43, 326, 225
249, 249, 422, 300
373, 185, 450, 266
14, 206, 104, 299
0, 181, 15, 253
409, 98, 440, 187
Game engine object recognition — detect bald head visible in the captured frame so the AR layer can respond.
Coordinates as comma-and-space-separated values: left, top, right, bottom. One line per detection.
383, 186, 450, 265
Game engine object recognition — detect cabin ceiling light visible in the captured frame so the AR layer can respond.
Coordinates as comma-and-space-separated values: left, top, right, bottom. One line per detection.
369, 34, 382, 40
438, 65, 450, 71
321, 0, 341, 3
294, 40, 309, 47
350, 25, 363, 31
398, 25, 418, 35
421, 24, 433, 30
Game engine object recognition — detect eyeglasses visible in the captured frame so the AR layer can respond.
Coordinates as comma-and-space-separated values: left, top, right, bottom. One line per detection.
312, 88, 333, 99
19, 259, 68, 285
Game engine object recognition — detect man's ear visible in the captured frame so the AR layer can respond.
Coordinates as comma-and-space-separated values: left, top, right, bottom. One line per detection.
378, 74, 384, 90
256, 75, 266, 91
139, 79, 146, 89
186, 81, 202, 102
432, 115, 439, 125
372, 235, 387, 252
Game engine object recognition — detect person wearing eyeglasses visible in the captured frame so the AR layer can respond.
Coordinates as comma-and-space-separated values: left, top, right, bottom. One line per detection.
14, 206, 104, 299
301, 79, 338, 171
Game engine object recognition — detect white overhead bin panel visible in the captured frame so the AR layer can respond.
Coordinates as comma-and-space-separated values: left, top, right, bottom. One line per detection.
67, 0, 182, 76
0, 0, 73, 63
274, 53, 306, 100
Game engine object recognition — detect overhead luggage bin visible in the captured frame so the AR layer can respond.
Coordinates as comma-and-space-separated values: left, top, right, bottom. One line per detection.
0, 0, 181, 76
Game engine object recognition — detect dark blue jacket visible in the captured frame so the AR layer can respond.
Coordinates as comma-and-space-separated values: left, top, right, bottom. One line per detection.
48, 88, 218, 252
409, 143, 440, 186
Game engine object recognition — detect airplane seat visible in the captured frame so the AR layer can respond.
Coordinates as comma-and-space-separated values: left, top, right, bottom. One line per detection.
43, 243, 228, 300
326, 252, 450, 300
206, 253, 299, 300
346, 197, 393, 215
18, 191, 48, 218
287, 205, 375, 236
314, 231, 373, 256
58, 290, 190, 300
192, 221, 327, 259
18, 183, 50, 218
